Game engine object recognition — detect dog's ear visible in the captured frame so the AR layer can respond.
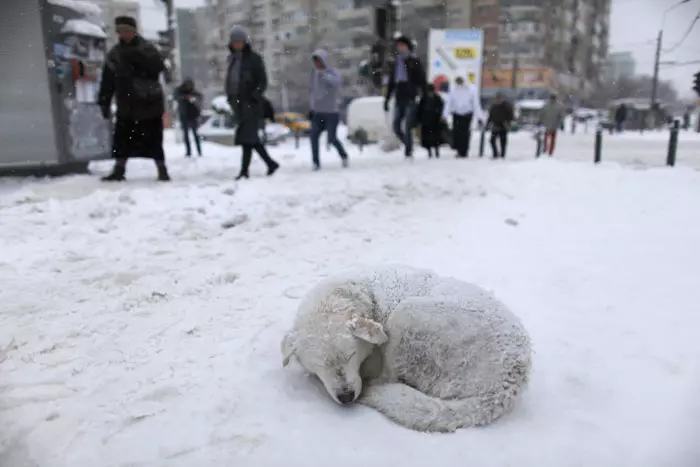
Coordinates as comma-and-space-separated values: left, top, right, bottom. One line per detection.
281, 332, 296, 367
347, 316, 388, 345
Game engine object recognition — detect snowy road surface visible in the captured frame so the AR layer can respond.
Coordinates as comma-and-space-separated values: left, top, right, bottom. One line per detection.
1, 131, 700, 466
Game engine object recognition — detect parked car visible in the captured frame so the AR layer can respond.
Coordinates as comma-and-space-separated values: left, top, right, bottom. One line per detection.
275, 112, 311, 135
198, 112, 291, 146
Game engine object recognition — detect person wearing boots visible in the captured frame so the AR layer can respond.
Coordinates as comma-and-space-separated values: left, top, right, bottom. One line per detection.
539, 94, 566, 156
416, 84, 445, 159
225, 26, 279, 180
174, 77, 203, 157
308, 49, 350, 171
447, 76, 484, 158
384, 35, 427, 158
98, 16, 170, 181
485, 92, 514, 159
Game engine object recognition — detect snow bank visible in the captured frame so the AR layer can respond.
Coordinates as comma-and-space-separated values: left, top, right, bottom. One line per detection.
211, 95, 231, 114
61, 19, 106, 39
1, 137, 699, 466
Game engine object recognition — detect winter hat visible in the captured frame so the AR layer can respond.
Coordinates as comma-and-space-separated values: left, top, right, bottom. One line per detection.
394, 35, 414, 51
115, 16, 137, 32
229, 26, 249, 44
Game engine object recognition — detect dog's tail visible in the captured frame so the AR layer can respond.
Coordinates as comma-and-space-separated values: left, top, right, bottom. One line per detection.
359, 377, 527, 433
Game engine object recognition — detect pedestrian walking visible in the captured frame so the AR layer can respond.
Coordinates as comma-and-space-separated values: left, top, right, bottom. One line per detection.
539, 94, 566, 156
174, 77, 203, 157
225, 26, 279, 180
384, 34, 427, 158
98, 16, 170, 181
447, 76, 484, 158
485, 92, 514, 159
614, 103, 627, 133
416, 84, 445, 158
308, 49, 349, 170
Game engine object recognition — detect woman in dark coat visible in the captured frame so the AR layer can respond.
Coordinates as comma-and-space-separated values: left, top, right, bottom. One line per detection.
98, 16, 169, 181
416, 84, 445, 158
225, 26, 279, 180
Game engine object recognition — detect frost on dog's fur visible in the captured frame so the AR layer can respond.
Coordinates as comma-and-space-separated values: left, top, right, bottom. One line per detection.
281, 265, 532, 432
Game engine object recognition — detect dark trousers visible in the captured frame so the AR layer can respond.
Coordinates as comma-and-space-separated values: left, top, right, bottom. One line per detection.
310, 112, 348, 167
239, 143, 278, 175
181, 119, 201, 156
490, 129, 508, 159
452, 113, 473, 157
392, 99, 417, 156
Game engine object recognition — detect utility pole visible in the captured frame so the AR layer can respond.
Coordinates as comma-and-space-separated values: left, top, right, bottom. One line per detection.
650, 29, 662, 108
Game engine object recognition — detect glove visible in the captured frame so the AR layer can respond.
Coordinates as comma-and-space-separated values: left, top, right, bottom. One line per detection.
383, 100, 389, 112
308, 111, 314, 120
100, 104, 110, 120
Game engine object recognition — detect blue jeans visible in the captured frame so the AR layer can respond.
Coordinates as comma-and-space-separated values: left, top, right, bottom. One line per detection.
310, 112, 348, 167
392, 99, 417, 156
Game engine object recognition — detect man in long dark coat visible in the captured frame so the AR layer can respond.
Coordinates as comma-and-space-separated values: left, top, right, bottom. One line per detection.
225, 26, 279, 180
98, 16, 169, 181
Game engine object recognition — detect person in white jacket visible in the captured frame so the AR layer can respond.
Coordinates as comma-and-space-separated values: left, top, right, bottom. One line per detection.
446, 76, 484, 158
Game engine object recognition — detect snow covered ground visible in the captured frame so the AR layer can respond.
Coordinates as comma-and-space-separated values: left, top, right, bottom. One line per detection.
1, 130, 700, 466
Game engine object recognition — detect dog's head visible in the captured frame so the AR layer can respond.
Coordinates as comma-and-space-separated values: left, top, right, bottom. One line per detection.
282, 285, 387, 405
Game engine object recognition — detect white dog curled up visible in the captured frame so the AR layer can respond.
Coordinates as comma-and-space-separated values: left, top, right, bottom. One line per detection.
281, 265, 532, 433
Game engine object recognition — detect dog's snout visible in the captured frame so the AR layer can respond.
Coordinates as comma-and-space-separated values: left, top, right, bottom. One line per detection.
336, 390, 356, 405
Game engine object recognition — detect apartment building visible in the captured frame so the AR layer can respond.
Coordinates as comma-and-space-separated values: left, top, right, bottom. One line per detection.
471, 0, 610, 103
176, 8, 211, 93
603, 51, 636, 82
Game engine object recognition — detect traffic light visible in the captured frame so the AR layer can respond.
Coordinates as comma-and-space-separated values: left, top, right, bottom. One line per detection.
368, 41, 385, 88
374, 2, 397, 40
693, 71, 700, 97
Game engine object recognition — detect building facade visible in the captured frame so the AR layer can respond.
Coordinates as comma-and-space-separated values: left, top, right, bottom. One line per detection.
470, 0, 611, 103
176, 7, 211, 93
603, 51, 636, 83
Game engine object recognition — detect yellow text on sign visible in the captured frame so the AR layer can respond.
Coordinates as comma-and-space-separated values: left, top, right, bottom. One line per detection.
454, 47, 477, 59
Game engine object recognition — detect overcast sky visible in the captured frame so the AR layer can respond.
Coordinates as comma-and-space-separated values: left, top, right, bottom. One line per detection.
137, 0, 700, 97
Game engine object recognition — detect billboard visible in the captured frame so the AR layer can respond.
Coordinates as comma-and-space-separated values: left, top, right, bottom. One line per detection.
427, 29, 483, 93
482, 68, 555, 89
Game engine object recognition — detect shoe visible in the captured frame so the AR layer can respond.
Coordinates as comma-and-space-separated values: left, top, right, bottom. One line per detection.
185, 153, 191, 158
312, 164, 321, 171
267, 163, 279, 176
235, 173, 249, 180
101, 166, 125, 182
341, 158, 349, 168
157, 165, 171, 181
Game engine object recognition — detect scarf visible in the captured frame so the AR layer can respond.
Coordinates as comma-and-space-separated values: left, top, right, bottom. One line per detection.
227, 50, 243, 97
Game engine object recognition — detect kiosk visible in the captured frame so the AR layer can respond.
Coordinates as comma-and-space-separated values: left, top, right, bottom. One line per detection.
0, 0, 111, 176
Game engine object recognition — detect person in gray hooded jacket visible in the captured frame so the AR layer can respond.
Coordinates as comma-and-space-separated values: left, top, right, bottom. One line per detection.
225, 26, 279, 179
308, 49, 349, 170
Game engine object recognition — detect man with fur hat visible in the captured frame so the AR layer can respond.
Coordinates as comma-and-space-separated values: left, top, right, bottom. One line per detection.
384, 34, 427, 158
225, 26, 279, 180
98, 16, 170, 181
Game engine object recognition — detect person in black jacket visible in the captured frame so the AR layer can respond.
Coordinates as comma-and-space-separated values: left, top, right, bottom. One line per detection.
225, 26, 279, 180
174, 78, 203, 157
486, 92, 515, 159
384, 35, 427, 158
614, 103, 627, 133
98, 16, 169, 181
416, 84, 445, 158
